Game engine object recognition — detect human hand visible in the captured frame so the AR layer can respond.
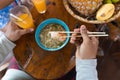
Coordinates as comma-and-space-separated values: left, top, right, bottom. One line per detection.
70, 25, 99, 59
3, 22, 34, 42
21, 0, 33, 9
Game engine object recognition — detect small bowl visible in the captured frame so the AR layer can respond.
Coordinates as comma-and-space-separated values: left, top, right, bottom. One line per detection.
35, 18, 70, 51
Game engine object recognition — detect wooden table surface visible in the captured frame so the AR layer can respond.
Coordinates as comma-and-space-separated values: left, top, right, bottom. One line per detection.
13, 0, 120, 80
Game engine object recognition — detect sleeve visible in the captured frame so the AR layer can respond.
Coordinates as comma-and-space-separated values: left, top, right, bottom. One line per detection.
76, 58, 98, 80
0, 34, 16, 63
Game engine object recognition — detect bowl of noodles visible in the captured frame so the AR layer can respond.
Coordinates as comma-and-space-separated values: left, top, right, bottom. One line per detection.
35, 18, 70, 51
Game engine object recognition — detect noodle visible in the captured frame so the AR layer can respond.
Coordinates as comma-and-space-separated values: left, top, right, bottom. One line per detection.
40, 24, 66, 48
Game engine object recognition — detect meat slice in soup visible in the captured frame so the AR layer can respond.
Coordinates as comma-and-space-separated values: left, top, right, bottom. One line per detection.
50, 32, 67, 42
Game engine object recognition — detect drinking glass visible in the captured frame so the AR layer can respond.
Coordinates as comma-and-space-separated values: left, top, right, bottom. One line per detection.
10, 5, 35, 29
31, 0, 47, 14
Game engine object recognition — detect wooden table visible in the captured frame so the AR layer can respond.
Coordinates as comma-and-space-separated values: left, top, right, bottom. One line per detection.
14, 0, 120, 80
14, 0, 79, 79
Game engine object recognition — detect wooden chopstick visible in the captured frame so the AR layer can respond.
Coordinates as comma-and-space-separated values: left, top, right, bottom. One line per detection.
63, 34, 109, 37
49, 31, 106, 35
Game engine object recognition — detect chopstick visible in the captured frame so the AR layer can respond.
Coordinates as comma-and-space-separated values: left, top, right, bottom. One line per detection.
49, 31, 109, 38
49, 31, 106, 35
64, 34, 109, 37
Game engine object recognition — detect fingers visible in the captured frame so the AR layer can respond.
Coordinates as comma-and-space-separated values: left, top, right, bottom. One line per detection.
91, 37, 99, 45
70, 28, 80, 44
18, 28, 34, 35
80, 25, 90, 42
1, 21, 11, 32
70, 34, 77, 44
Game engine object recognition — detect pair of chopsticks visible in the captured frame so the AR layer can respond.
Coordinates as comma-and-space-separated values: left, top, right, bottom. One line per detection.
49, 31, 109, 37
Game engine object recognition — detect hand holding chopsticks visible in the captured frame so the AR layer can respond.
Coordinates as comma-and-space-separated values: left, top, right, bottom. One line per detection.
70, 25, 99, 59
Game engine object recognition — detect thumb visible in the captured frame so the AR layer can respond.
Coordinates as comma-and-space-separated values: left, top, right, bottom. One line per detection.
80, 25, 90, 42
19, 28, 34, 35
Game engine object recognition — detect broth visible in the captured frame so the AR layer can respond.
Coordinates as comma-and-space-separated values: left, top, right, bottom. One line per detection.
40, 23, 67, 48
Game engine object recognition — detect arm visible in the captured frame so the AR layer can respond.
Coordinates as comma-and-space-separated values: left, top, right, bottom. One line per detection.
76, 58, 98, 80
0, 22, 34, 64
0, 52, 13, 67
70, 25, 99, 80
0, 0, 14, 9
0, 34, 15, 63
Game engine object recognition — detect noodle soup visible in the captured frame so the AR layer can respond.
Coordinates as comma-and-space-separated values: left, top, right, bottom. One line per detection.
40, 23, 67, 48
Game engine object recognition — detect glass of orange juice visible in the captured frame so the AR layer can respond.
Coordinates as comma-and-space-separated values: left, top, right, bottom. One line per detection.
10, 5, 35, 29
31, 0, 47, 14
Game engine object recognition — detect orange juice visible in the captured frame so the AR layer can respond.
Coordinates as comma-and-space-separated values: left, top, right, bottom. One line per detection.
16, 14, 35, 29
32, 0, 46, 14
